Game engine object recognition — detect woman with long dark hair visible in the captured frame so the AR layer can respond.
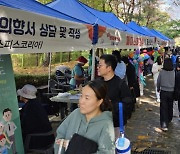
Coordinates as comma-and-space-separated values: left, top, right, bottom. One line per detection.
54, 79, 115, 154
157, 58, 175, 131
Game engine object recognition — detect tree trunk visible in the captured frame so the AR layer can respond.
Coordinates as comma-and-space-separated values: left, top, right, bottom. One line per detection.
36, 53, 39, 66
43, 53, 51, 67
68, 52, 71, 62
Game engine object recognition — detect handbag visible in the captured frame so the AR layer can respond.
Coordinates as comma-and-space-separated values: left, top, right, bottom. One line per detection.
65, 133, 98, 154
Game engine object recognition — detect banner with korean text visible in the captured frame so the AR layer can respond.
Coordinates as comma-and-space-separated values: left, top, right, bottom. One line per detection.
96, 27, 156, 49
0, 54, 24, 154
0, 6, 93, 54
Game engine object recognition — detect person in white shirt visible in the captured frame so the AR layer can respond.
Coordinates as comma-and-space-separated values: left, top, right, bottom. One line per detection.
152, 56, 162, 102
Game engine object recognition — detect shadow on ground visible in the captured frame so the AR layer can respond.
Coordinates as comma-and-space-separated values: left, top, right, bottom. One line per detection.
125, 75, 180, 154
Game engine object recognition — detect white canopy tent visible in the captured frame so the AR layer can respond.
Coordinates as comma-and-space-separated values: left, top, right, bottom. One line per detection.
0, 5, 94, 54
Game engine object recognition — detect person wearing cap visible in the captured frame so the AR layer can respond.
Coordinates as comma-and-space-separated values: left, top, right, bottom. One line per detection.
69, 56, 88, 111
17, 84, 54, 149
70, 56, 88, 89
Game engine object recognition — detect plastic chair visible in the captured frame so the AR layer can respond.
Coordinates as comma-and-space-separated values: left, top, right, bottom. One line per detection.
24, 131, 54, 154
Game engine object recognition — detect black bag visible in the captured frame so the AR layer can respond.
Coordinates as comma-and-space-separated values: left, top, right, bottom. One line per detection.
65, 133, 98, 154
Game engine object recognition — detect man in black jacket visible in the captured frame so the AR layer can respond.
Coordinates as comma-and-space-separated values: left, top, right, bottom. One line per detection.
97, 54, 132, 138
17, 84, 54, 149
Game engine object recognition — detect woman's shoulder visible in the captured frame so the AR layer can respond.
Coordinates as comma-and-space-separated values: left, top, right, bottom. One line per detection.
69, 108, 82, 118
93, 111, 113, 125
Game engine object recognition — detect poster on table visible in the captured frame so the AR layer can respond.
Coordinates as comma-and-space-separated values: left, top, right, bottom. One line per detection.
0, 6, 93, 54
0, 54, 24, 154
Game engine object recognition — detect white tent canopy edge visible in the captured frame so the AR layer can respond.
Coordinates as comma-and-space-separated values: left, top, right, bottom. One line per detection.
0, 5, 93, 54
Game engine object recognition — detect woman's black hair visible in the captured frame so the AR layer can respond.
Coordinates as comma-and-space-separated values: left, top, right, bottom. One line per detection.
85, 79, 112, 112
162, 58, 173, 71
176, 56, 180, 63
100, 54, 117, 71
121, 56, 129, 64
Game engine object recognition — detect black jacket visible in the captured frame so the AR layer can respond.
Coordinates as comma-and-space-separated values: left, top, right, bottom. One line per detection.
20, 99, 54, 149
126, 62, 140, 97
175, 71, 180, 92
103, 75, 132, 127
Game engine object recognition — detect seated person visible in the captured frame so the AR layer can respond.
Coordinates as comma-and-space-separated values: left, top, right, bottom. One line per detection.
54, 79, 115, 154
17, 84, 54, 149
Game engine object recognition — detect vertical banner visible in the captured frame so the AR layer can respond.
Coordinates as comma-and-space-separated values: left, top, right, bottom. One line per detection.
0, 55, 24, 154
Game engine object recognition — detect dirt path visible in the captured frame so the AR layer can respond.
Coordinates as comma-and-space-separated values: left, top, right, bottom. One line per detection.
125, 75, 180, 153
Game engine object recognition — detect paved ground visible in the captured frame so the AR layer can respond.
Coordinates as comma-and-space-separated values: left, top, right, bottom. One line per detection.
125, 75, 180, 153
50, 75, 180, 154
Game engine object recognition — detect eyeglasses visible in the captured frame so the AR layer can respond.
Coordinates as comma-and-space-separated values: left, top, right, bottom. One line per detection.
97, 64, 108, 68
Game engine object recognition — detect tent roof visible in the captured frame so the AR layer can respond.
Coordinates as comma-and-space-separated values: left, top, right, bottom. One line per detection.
150, 29, 170, 41
0, 0, 88, 24
47, 0, 112, 28
127, 21, 155, 37
141, 26, 158, 37
47, 0, 140, 34
78, 2, 139, 34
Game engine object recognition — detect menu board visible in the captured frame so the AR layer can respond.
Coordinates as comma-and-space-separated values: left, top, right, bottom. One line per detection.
0, 54, 24, 154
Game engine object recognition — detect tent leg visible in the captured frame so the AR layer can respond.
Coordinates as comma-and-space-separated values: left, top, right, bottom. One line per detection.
48, 52, 52, 93
91, 45, 97, 81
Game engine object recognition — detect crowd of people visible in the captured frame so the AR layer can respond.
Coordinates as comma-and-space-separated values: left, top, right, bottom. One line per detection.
17, 46, 180, 153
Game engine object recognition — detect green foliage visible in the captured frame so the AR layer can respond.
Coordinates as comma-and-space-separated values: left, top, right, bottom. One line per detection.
158, 20, 180, 39
80, 0, 107, 11
12, 51, 89, 68
14, 74, 51, 89
37, 0, 52, 4
12, 54, 41, 67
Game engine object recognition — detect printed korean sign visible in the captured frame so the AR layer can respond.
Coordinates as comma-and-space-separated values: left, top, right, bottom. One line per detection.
0, 55, 24, 154
0, 6, 93, 54
96, 27, 157, 49
96, 27, 146, 49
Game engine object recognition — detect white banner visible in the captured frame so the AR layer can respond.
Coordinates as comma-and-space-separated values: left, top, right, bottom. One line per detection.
96, 26, 156, 49
0, 6, 93, 54
155, 37, 168, 47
